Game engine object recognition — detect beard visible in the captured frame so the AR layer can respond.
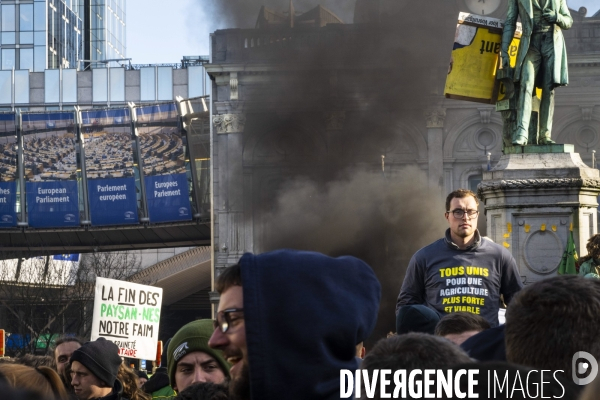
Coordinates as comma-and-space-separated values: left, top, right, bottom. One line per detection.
229, 361, 251, 400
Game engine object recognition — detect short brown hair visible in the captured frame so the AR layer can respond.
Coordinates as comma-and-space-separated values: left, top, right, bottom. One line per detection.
215, 263, 242, 294
434, 312, 490, 337
361, 333, 472, 373
445, 189, 479, 211
53, 336, 83, 354
0, 363, 69, 399
505, 275, 600, 379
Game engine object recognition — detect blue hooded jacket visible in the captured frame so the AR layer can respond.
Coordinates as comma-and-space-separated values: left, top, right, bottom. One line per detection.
239, 249, 381, 400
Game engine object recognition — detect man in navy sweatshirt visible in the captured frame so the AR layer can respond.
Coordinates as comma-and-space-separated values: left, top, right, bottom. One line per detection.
208, 249, 381, 400
396, 189, 523, 327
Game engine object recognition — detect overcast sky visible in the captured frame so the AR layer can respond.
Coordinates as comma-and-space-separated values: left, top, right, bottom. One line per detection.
126, 0, 600, 65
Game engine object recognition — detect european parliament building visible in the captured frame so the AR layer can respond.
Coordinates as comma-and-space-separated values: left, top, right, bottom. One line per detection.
0, 1, 216, 352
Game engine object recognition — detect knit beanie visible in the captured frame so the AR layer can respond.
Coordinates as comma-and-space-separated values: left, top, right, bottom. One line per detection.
70, 338, 122, 387
396, 304, 441, 335
167, 319, 230, 386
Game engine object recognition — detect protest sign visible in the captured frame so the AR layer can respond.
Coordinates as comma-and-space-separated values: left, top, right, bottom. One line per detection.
91, 277, 163, 360
444, 12, 523, 104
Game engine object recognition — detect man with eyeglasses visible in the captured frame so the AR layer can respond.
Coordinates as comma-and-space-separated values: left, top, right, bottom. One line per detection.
396, 189, 523, 327
208, 249, 381, 400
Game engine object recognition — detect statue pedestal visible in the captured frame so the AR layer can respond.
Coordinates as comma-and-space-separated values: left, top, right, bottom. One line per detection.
479, 145, 600, 284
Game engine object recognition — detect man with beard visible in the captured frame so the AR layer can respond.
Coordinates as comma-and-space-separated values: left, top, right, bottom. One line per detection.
396, 189, 523, 327
53, 335, 83, 396
167, 319, 230, 395
208, 249, 381, 400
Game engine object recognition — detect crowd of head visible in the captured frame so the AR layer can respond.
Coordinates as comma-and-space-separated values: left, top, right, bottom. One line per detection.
0, 324, 230, 400
2, 188, 600, 399
2, 252, 600, 400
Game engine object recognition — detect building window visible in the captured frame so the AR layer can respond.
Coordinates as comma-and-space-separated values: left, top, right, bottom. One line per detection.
1, 32, 16, 45
20, 4, 34, 31
20, 48, 34, 71
20, 31, 34, 44
2, 5, 16, 32
34, 45, 46, 72
2, 49, 15, 70
468, 175, 482, 194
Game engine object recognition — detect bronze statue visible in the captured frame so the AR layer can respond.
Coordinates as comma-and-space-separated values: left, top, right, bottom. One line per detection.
500, 0, 572, 146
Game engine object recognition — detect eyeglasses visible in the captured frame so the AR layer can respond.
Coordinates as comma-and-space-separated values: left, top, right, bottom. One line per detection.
213, 308, 244, 333
448, 209, 479, 219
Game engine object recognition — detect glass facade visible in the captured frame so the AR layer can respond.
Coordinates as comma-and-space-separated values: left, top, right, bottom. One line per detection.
87, 0, 126, 67
48, 0, 83, 69
0, 0, 83, 72
0, 0, 127, 72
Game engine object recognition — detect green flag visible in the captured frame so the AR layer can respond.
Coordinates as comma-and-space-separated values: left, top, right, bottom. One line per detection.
558, 231, 578, 275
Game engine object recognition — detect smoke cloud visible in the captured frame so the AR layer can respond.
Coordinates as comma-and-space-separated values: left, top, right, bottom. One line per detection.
261, 167, 447, 341
205, 0, 465, 341
262, 167, 445, 258
200, 0, 356, 30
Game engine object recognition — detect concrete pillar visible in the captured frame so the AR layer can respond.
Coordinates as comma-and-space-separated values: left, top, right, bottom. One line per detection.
425, 108, 445, 190
213, 112, 247, 272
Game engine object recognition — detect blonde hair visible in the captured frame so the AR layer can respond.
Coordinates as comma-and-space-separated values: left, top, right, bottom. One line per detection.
118, 363, 151, 400
0, 363, 68, 399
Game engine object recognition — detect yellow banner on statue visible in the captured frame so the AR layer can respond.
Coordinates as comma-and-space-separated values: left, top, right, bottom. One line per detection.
444, 13, 522, 104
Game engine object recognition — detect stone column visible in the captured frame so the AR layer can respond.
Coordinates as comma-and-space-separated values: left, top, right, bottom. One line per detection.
425, 108, 445, 190
479, 146, 600, 284
213, 112, 247, 274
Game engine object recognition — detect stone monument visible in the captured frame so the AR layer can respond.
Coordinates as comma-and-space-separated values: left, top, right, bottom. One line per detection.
478, 1, 600, 284
479, 147, 600, 284
499, 0, 573, 146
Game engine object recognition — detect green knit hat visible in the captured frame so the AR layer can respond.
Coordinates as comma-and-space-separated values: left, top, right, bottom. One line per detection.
167, 319, 230, 387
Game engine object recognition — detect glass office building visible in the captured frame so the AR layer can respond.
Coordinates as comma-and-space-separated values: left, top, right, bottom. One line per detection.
0, 0, 125, 72
0, 0, 83, 71
81, 0, 126, 67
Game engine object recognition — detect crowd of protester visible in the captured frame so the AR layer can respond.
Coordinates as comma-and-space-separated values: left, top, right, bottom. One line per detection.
1, 253, 600, 399
2, 190, 600, 399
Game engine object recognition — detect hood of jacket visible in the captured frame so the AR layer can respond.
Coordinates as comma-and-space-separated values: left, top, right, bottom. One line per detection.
240, 249, 381, 400
94, 378, 126, 400
142, 370, 170, 394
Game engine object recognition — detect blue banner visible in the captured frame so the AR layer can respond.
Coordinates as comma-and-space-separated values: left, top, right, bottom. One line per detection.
26, 181, 79, 228
0, 113, 15, 134
0, 181, 17, 227
144, 173, 191, 223
53, 254, 80, 261
88, 177, 139, 226
81, 108, 130, 125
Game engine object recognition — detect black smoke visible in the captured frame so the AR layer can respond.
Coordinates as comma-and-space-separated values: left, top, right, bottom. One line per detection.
201, 0, 356, 29
205, 0, 466, 343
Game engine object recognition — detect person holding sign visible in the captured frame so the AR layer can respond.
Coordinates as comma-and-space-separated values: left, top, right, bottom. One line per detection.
167, 319, 230, 394
69, 338, 127, 400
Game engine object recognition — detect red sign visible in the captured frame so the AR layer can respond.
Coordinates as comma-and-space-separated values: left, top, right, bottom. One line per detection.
0, 329, 4, 357
156, 340, 163, 365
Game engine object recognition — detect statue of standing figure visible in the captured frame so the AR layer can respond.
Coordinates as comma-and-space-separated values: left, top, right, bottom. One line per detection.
500, 0, 573, 146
